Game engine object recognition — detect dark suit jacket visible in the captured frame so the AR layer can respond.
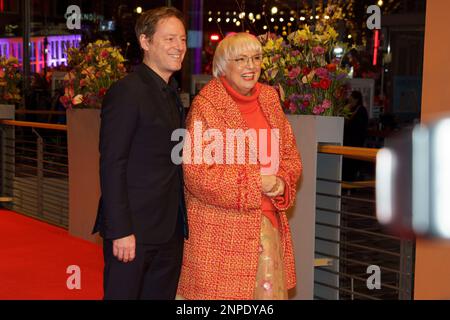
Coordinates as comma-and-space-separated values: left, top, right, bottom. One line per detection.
93, 63, 188, 244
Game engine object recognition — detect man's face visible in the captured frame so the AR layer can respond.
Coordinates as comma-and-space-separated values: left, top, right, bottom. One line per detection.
141, 16, 187, 81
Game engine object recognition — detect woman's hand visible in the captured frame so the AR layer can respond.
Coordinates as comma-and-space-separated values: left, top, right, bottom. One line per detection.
261, 175, 285, 197
261, 175, 277, 193
266, 177, 285, 198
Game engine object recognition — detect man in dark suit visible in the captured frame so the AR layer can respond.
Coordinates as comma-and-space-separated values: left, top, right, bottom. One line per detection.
92, 7, 188, 299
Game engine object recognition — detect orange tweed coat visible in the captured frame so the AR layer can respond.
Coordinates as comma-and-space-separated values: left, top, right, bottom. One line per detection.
177, 78, 302, 300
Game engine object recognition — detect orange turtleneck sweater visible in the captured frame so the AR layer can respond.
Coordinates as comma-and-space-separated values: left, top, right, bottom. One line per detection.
221, 77, 289, 229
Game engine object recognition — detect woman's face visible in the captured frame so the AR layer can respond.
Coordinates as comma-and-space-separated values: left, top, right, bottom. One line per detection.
224, 50, 262, 96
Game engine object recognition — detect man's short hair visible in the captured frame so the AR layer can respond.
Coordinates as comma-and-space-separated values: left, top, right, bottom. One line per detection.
135, 6, 185, 42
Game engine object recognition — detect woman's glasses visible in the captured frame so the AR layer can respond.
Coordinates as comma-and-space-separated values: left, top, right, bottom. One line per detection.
230, 54, 263, 68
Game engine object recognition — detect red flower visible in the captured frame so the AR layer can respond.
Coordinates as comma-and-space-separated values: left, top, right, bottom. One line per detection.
301, 67, 311, 76
302, 100, 310, 107
60, 95, 71, 108
98, 88, 107, 97
319, 78, 332, 90
326, 63, 337, 72
100, 50, 109, 59
311, 82, 321, 89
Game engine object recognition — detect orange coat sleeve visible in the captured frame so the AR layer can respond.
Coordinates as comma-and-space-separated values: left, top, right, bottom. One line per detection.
183, 95, 262, 212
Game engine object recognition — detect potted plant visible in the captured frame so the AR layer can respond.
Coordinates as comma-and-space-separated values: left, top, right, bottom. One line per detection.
60, 40, 127, 109
61, 40, 127, 242
0, 56, 22, 119
259, 24, 350, 116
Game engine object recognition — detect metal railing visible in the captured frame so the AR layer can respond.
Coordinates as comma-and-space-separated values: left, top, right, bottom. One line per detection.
0, 118, 415, 300
0, 120, 68, 228
314, 145, 415, 300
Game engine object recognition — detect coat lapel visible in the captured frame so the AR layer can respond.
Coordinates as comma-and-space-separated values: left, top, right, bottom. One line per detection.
204, 78, 249, 130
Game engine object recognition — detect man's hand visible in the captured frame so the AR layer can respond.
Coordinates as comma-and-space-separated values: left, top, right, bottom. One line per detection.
113, 234, 136, 263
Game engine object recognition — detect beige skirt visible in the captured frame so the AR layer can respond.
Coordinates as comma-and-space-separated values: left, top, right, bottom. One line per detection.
253, 214, 287, 300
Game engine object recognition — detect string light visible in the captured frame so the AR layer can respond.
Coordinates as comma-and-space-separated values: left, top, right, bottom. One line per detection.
271, 6, 278, 15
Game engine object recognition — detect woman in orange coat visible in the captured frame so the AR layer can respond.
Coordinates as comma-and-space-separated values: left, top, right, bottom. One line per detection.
177, 32, 302, 300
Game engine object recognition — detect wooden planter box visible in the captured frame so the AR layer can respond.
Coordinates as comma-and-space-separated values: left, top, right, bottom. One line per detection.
66, 108, 101, 244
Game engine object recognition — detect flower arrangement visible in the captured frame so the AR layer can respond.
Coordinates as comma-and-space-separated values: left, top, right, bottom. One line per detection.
60, 40, 127, 109
0, 56, 22, 105
259, 25, 350, 116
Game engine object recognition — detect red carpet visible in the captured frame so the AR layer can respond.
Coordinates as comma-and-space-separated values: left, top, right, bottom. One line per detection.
0, 210, 103, 299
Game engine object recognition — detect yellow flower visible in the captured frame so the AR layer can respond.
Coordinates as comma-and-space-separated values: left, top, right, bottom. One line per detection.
264, 37, 283, 51
7, 57, 19, 64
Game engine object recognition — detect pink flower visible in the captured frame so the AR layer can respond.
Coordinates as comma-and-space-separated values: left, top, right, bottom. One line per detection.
315, 67, 329, 78
289, 102, 297, 113
312, 46, 325, 55
313, 105, 324, 115
322, 99, 332, 109
288, 67, 301, 79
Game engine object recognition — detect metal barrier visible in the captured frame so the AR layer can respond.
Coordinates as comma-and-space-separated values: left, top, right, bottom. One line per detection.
314, 145, 415, 300
0, 120, 68, 228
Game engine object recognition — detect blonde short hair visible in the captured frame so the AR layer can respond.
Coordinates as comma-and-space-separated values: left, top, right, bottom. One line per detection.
212, 32, 262, 77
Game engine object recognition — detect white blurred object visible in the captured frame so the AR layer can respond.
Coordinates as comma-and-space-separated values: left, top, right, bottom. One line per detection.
376, 117, 450, 239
